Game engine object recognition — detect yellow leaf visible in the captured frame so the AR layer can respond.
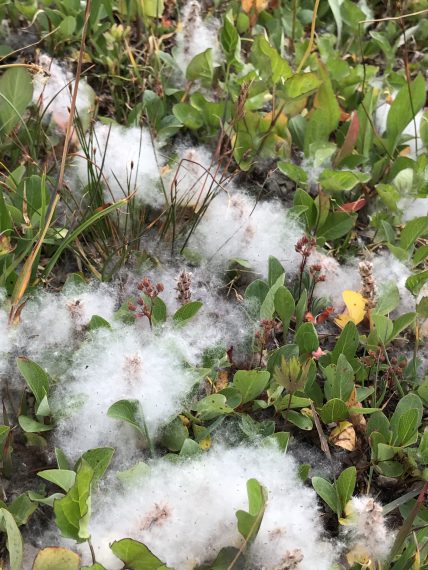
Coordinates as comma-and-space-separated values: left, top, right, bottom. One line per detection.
329, 421, 356, 451
334, 290, 366, 329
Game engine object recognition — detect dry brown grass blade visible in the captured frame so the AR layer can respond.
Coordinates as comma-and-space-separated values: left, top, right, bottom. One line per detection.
9, 0, 92, 324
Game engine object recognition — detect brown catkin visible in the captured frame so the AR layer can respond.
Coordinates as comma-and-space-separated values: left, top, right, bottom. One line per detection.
176, 271, 192, 304
359, 261, 377, 310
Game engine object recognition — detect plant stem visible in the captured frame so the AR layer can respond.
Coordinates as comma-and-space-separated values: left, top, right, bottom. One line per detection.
296, 0, 320, 73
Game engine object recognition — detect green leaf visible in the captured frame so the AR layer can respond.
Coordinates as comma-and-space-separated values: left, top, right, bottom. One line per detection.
32, 547, 81, 570
283, 72, 322, 100
396, 408, 420, 447
245, 279, 269, 306
278, 161, 308, 184
193, 394, 235, 421
320, 398, 348, 423
77, 448, 114, 484
172, 103, 203, 130
18, 416, 53, 433
336, 466, 356, 510
304, 65, 340, 156
391, 312, 416, 340
367, 411, 390, 441
173, 301, 203, 323
0, 67, 33, 137
179, 438, 202, 457
374, 282, 400, 315
199, 547, 243, 570
376, 183, 400, 211
324, 354, 354, 401
268, 256, 285, 288
7, 494, 37, 526
151, 297, 167, 325
186, 49, 213, 82
274, 286, 295, 333
251, 36, 292, 83
37, 469, 76, 492
390, 393, 423, 447
319, 212, 355, 240
0, 508, 23, 570
160, 418, 189, 452
16, 357, 50, 405
319, 169, 370, 192
387, 74, 426, 152
295, 322, 319, 354
107, 400, 147, 438
331, 321, 359, 363
55, 448, 70, 470
233, 370, 270, 405
400, 216, 428, 251
312, 477, 338, 513
286, 410, 313, 430
220, 14, 240, 63
88, 315, 111, 330
260, 273, 285, 319
54, 460, 93, 541
371, 314, 394, 344
406, 271, 428, 295
236, 479, 267, 543
110, 538, 169, 570
141, 0, 164, 18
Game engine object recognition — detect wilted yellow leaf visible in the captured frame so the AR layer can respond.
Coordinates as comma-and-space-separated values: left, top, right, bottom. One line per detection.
346, 386, 366, 431
241, 0, 269, 14
334, 290, 366, 329
329, 421, 356, 451
346, 544, 376, 569
215, 370, 229, 392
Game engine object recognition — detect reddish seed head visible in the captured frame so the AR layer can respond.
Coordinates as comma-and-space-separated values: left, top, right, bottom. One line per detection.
128, 302, 137, 312
156, 283, 164, 292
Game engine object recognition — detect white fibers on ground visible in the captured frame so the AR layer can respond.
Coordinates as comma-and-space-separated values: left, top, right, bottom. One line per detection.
189, 188, 303, 277
32, 54, 94, 132
52, 278, 250, 461
344, 496, 392, 563
175, 0, 219, 74
70, 122, 164, 206
312, 251, 415, 315
52, 324, 199, 460
164, 145, 222, 210
15, 282, 118, 360
73, 445, 333, 570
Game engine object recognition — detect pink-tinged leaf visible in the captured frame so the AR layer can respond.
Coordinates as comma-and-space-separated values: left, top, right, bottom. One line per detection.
335, 112, 360, 165
338, 197, 366, 213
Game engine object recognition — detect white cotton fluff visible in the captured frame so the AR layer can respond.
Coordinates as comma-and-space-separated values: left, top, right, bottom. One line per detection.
398, 196, 428, 221
344, 496, 392, 562
32, 54, 94, 132
175, 0, 220, 74
372, 253, 415, 314
310, 252, 360, 309
75, 445, 333, 570
189, 189, 303, 277
70, 122, 164, 206
15, 283, 117, 361
164, 146, 221, 210
391, 167, 428, 222
52, 324, 200, 460
312, 251, 415, 315
375, 98, 426, 159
